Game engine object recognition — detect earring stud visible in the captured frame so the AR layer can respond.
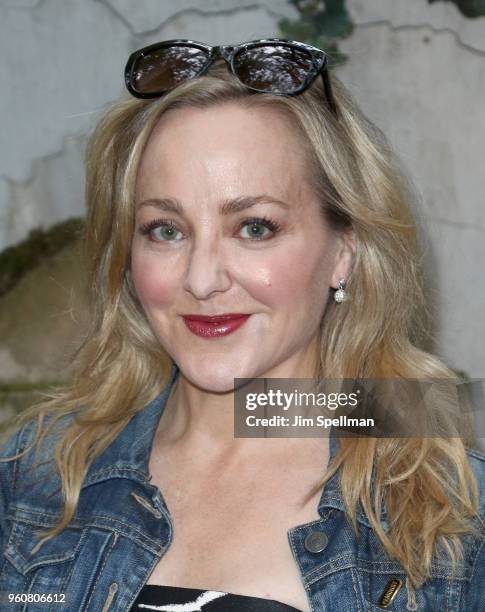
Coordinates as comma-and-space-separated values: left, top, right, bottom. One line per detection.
334, 278, 348, 303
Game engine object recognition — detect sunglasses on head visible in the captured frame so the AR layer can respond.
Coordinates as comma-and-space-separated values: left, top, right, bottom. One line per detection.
124, 38, 338, 117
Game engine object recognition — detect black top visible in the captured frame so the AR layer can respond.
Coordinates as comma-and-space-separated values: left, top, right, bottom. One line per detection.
130, 584, 303, 611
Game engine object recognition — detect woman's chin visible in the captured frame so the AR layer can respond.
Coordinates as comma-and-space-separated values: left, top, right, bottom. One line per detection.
179, 360, 257, 394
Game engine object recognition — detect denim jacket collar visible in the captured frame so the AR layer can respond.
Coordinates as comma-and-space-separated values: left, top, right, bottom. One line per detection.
81, 362, 389, 533
80, 362, 180, 491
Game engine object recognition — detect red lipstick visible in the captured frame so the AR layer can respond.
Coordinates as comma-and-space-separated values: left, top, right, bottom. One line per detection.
182, 314, 250, 338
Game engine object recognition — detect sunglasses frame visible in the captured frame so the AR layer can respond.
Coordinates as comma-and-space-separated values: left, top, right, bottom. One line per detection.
124, 38, 338, 117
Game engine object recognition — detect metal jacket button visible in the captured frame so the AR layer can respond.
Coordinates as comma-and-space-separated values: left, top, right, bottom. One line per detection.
304, 531, 328, 553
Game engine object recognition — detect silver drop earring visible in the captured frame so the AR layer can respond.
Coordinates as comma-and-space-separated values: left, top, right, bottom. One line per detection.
334, 278, 348, 303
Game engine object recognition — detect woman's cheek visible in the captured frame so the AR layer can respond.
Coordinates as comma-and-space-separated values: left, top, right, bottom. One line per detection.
130, 255, 175, 308
238, 257, 298, 306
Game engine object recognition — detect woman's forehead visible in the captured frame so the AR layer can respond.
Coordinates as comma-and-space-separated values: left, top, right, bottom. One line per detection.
136, 103, 312, 199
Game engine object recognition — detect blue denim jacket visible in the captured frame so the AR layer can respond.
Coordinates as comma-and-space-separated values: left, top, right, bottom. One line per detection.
1, 363, 485, 611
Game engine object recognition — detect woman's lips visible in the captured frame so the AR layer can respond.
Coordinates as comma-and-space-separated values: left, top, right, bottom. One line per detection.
182, 314, 251, 338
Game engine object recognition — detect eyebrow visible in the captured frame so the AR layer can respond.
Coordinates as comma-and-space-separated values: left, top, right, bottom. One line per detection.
136, 195, 291, 215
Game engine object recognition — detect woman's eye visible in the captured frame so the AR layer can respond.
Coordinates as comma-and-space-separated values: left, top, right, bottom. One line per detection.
139, 220, 183, 242
238, 217, 280, 240
152, 224, 182, 241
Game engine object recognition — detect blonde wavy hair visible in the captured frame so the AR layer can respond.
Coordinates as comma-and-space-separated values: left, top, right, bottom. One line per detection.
1, 60, 480, 589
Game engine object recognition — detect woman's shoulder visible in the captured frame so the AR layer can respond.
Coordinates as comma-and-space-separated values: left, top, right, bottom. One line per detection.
0, 412, 76, 499
465, 444, 485, 466
1, 410, 75, 455
460, 446, 485, 609
465, 445, 485, 511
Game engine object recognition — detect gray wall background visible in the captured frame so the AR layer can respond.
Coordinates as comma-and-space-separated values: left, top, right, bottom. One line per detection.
0, 0, 483, 390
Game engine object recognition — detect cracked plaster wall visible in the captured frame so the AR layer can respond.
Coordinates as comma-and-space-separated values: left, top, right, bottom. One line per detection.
0, 0, 484, 381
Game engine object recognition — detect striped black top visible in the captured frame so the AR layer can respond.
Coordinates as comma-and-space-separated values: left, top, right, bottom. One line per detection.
130, 584, 302, 611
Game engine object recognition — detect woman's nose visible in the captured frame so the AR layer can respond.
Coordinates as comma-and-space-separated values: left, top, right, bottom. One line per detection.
182, 237, 232, 300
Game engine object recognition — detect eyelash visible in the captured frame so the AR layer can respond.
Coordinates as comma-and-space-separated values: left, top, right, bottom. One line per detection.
138, 216, 282, 242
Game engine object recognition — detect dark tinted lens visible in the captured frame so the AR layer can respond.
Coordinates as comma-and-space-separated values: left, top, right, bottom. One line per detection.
131, 45, 210, 94
233, 44, 313, 93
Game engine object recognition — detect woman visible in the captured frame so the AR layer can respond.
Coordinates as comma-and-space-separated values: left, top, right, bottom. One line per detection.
1, 39, 484, 612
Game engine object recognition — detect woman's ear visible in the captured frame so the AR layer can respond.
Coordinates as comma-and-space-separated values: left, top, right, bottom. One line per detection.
330, 228, 356, 289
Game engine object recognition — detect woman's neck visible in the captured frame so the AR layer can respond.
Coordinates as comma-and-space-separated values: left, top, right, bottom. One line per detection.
153, 346, 323, 461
